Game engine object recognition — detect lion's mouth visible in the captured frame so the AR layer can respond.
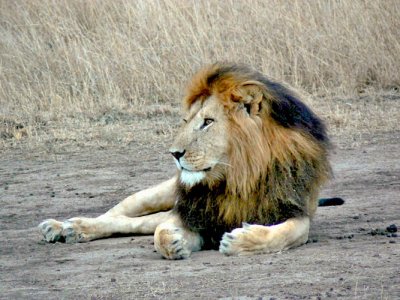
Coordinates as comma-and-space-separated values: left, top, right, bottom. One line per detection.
181, 166, 212, 172
174, 158, 213, 173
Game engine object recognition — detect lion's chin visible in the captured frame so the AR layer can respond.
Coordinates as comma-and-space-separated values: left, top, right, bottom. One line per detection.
180, 169, 206, 187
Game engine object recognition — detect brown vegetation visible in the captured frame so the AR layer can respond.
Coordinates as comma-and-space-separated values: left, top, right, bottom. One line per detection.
1, 0, 399, 151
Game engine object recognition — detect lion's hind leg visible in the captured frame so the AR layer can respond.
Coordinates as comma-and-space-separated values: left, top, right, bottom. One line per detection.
39, 219, 64, 242
39, 217, 101, 243
219, 216, 310, 256
39, 177, 177, 243
39, 211, 173, 243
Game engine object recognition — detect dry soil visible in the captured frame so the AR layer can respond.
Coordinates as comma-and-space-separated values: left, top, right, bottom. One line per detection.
0, 133, 399, 299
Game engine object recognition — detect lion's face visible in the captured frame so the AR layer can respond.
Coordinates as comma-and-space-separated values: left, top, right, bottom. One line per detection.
170, 96, 230, 186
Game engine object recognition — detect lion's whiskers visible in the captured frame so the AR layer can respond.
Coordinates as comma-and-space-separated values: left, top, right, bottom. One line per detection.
216, 161, 233, 168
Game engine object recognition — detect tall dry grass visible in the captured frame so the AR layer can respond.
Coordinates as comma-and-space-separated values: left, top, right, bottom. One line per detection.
1, 0, 399, 150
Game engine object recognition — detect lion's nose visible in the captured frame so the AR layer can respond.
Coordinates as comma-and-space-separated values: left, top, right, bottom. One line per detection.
170, 150, 186, 160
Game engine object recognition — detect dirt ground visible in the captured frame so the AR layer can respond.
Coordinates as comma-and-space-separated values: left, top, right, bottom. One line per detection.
0, 132, 399, 300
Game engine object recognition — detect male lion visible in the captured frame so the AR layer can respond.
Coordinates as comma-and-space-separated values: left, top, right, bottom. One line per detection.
39, 63, 343, 259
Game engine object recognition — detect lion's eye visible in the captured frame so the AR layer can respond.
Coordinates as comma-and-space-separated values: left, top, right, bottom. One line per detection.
201, 118, 214, 129
182, 118, 188, 123
204, 118, 214, 125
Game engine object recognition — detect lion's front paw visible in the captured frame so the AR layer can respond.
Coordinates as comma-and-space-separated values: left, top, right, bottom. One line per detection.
219, 223, 270, 256
154, 224, 192, 260
38, 218, 93, 243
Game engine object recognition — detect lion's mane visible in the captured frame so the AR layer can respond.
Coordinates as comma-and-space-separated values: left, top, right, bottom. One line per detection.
175, 63, 331, 249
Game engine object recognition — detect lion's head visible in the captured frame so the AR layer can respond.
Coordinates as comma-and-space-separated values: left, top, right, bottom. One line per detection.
171, 63, 331, 245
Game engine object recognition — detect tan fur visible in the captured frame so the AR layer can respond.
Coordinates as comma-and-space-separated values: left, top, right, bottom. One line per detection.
177, 63, 330, 227
39, 63, 332, 259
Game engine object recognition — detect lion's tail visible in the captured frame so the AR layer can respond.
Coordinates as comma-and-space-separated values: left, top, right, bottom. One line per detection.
318, 197, 345, 206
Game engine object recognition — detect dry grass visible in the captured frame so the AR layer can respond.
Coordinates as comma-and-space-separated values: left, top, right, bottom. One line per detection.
1, 0, 399, 152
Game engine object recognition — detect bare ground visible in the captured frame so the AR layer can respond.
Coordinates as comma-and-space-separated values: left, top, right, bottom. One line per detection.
0, 133, 399, 300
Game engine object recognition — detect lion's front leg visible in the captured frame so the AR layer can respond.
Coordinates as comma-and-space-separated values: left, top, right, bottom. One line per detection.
219, 216, 310, 256
154, 214, 203, 260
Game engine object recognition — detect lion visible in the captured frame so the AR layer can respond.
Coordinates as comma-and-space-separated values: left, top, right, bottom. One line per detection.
39, 63, 343, 259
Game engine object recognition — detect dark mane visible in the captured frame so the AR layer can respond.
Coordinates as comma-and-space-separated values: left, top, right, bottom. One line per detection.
204, 63, 329, 144
174, 182, 228, 249
175, 180, 304, 249
264, 79, 328, 144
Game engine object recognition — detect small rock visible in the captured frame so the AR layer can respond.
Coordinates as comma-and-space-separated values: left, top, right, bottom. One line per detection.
386, 224, 397, 233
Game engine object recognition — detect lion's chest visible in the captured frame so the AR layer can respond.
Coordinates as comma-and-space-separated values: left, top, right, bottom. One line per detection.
174, 179, 307, 249
175, 182, 237, 249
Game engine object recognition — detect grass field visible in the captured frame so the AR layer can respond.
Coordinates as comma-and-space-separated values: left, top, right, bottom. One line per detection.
1, 0, 399, 151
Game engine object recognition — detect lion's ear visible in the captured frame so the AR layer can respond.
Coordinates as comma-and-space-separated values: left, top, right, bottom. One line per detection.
236, 81, 264, 116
